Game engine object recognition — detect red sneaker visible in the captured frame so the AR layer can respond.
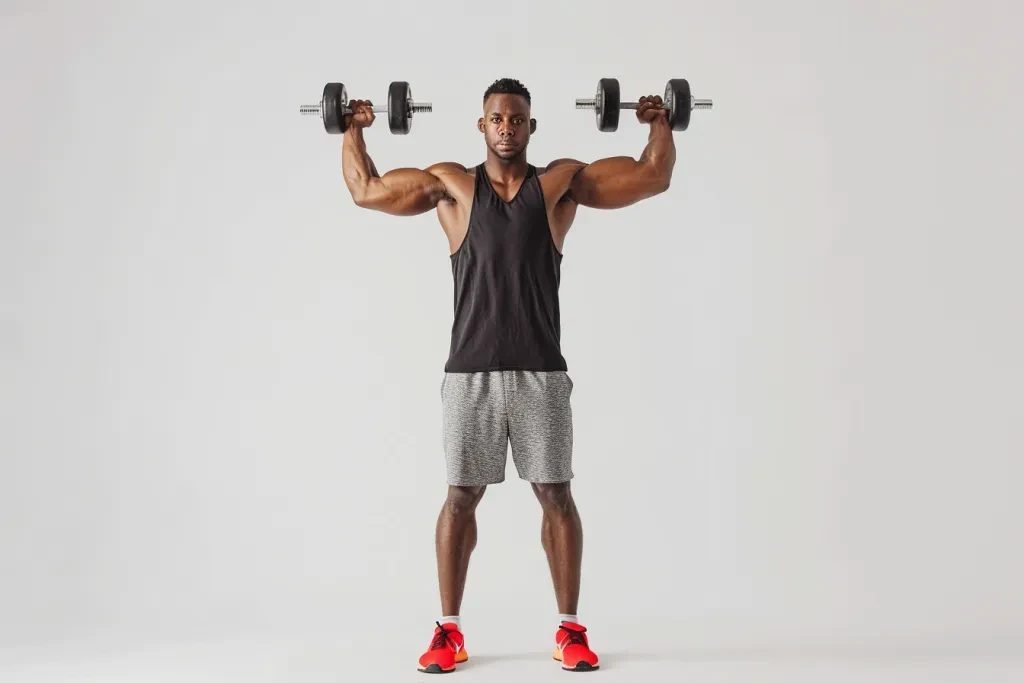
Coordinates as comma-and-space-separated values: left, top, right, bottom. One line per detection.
417, 621, 468, 674
553, 621, 600, 671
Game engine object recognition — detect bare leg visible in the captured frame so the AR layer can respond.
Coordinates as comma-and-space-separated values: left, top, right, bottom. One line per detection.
532, 482, 583, 615
436, 485, 486, 616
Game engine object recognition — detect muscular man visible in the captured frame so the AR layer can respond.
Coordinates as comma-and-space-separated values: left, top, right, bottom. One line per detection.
342, 78, 675, 673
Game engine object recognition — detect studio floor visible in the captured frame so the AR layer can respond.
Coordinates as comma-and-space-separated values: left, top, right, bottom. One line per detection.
3, 633, 1021, 683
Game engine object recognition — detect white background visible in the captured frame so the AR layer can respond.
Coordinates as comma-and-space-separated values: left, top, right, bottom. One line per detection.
2, 0, 1022, 680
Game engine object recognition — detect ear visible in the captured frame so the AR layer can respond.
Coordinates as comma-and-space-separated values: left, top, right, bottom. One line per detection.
478, 117, 485, 133
530, 118, 537, 134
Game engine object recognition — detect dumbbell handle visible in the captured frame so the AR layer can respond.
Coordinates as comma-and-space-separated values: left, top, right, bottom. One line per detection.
575, 98, 713, 110
299, 101, 433, 116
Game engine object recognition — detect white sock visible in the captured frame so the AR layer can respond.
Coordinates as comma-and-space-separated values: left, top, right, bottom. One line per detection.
558, 614, 579, 625
439, 615, 461, 630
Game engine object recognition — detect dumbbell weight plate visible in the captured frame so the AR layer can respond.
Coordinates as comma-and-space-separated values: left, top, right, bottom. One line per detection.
388, 81, 412, 135
665, 78, 690, 132
597, 78, 620, 132
322, 82, 348, 134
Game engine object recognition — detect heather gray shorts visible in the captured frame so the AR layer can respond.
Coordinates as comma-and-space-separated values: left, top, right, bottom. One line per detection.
441, 370, 574, 486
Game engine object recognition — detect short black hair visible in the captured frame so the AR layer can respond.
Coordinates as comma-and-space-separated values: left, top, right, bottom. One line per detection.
483, 78, 531, 105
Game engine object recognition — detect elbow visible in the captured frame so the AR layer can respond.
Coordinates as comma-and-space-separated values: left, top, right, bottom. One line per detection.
645, 169, 671, 198
350, 188, 381, 211
346, 176, 379, 210
637, 159, 672, 197
346, 181, 370, 209
652, 158, 673, 194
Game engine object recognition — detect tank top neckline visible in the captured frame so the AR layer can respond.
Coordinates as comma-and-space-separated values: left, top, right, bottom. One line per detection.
477, 163, 536, 205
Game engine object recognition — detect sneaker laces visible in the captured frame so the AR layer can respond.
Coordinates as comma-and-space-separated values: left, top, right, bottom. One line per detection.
558, 623, 588, 648
430, 621, 458, 651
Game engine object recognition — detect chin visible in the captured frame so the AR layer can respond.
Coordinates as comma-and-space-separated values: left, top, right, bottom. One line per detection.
495, 146, 520, 159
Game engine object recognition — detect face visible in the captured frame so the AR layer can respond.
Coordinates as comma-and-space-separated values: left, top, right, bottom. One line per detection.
479, 94, 532, 160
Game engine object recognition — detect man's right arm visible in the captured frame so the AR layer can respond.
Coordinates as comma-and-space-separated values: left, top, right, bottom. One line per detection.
342, 126, 450, 216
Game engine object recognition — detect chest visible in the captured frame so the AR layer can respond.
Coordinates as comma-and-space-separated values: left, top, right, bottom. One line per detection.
466, 198, 552, 260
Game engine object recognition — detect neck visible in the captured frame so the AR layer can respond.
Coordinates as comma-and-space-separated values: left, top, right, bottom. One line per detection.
484, 152, 529, 182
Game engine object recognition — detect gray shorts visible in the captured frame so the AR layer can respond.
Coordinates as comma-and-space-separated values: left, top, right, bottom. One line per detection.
441, 370, 574, 486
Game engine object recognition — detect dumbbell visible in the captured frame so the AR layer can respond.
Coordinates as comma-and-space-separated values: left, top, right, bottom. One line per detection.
299, 81, 432, 135
576, 78, 712, 132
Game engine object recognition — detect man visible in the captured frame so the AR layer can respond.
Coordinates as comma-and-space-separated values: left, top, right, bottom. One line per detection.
342, 78, 675, 673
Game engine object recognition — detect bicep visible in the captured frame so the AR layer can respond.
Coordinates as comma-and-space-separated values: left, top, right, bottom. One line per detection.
361, 167, 448, 215
569, 156, 660, 209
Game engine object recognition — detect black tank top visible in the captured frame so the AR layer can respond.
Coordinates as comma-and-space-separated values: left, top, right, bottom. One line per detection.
444, 163, 568, 373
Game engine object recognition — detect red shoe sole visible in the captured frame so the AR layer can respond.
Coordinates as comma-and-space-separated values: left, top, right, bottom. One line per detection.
554, 656, 599, 671
418, 651, 467, 673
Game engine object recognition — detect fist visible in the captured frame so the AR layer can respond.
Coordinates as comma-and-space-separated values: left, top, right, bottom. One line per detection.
636, 95, 668, 124
346, 99, 375, 129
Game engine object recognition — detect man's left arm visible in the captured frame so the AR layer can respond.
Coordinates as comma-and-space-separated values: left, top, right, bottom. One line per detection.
567, 95, 676, 210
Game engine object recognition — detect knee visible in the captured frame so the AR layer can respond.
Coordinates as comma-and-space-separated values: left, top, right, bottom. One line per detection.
532, 482, 574, 516
445, 485, 486, 517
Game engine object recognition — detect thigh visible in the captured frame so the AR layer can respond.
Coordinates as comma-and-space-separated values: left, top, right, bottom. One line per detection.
507, 370, 574, 483
441, 371, 509, 486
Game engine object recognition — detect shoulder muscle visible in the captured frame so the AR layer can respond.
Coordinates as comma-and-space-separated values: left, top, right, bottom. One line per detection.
426, 162, 473, 204
539, 158, 588, 204
540, 158, 587, 175
427, 161, 470, 176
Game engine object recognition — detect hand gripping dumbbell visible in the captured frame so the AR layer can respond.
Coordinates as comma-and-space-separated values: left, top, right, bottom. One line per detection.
299, 81, 432, 135
576, 78, 713, 132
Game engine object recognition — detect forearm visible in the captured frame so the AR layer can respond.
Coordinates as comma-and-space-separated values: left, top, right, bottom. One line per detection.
341, 127, 379, 202
637, 118, 675, 188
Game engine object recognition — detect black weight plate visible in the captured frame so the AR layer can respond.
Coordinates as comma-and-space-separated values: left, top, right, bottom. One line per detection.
388, 81, 412, 135
322, 82, 348, 134
597, 78, 620, 132
666, 78, 690, 131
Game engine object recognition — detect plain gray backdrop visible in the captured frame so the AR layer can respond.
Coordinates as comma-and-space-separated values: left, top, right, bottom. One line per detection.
2, 0, 1022, 680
